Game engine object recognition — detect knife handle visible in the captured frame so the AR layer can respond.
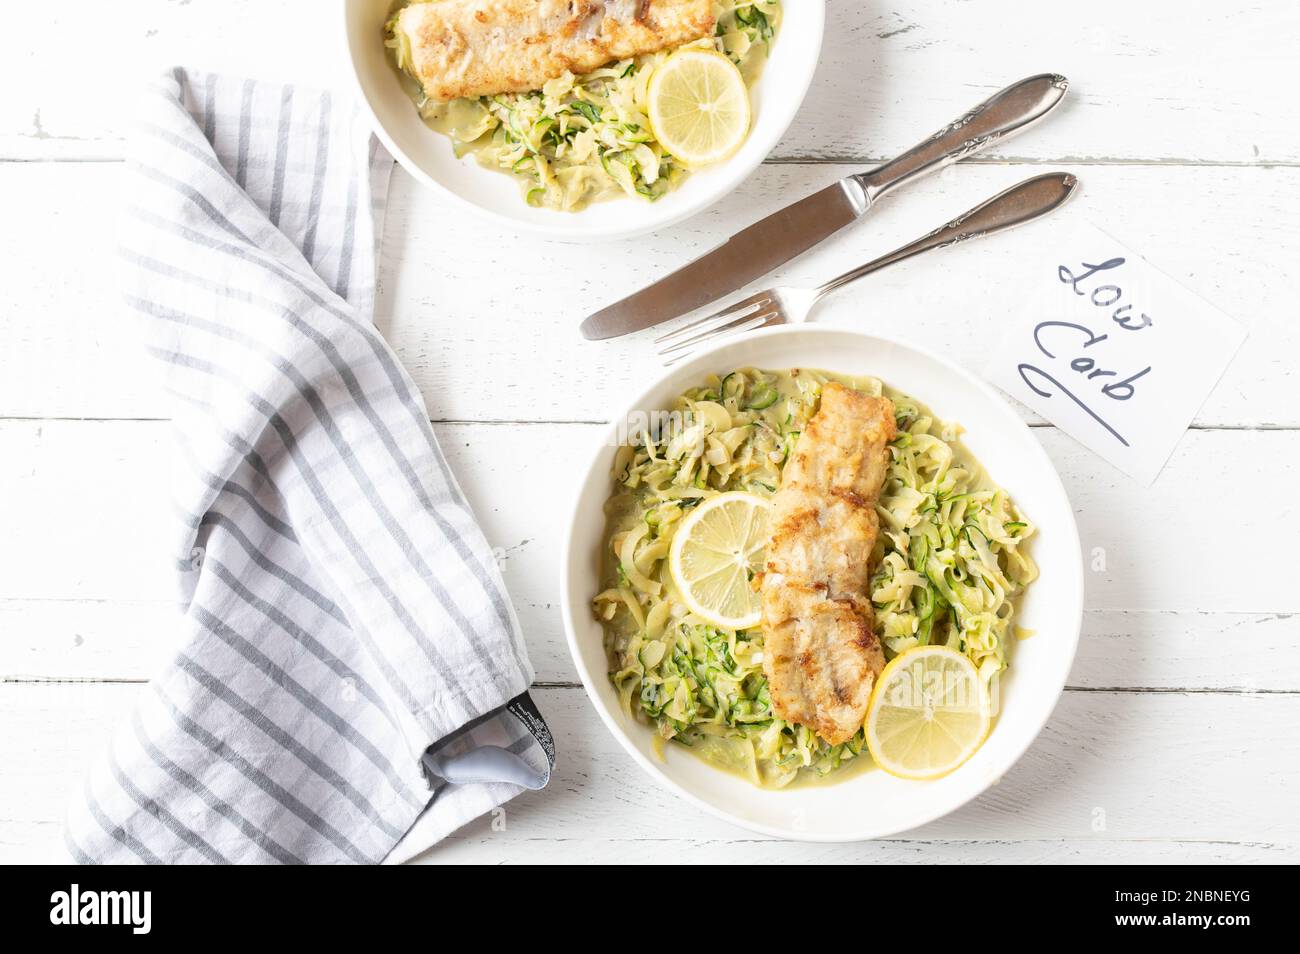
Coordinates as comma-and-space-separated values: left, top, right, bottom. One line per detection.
815, 172, 1079, 300
853, 73, 1069, 204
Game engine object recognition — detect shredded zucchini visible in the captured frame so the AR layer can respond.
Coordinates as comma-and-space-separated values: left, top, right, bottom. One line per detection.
385, 1, 782, 211
593, 368, 1039, 788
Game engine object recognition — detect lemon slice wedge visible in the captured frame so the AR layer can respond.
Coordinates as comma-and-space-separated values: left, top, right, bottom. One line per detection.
647, 50, 751, 167
668, 491, 770, 630
866, 646, 992, 780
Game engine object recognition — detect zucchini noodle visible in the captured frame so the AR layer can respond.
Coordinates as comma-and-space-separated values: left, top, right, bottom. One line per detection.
593, 368, 1039, 788
385, 1, 781, 211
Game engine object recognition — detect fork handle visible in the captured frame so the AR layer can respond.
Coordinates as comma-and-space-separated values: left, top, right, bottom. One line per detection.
853, 74, 1069, 204
814, 172, 1080, 301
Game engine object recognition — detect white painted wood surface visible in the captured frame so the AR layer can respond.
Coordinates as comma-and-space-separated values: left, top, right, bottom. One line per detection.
1, 0, 1296, 864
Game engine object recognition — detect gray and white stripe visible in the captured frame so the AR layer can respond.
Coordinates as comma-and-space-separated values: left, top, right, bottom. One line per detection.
65, 69, 550, 865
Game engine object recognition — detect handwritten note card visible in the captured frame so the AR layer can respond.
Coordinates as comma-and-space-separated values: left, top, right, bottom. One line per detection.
986, 222, 1246, 485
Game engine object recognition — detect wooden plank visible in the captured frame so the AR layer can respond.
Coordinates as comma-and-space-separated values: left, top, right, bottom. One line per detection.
1, 420, 1298, 628
0, 599, 181, 682
313, 687, 1300, 852
0, 682, 1294, 863
426, 835, 1293, 866
0, 682, 142, 864
1068, 611, 1298, 693
3, 599, 1297, 693
0, 161, 1295, 427
2, 1, 1298, 164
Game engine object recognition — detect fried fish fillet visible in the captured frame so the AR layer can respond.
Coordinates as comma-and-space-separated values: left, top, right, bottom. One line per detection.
394, 0, 716, 102
761, 383, 896, 745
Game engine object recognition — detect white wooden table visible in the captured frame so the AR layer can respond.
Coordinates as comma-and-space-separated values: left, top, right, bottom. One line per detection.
2, 1, 1297, 864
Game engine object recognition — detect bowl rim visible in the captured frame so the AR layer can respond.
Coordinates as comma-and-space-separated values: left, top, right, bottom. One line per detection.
337, 0, 828, 242
558, 324, 1085, 841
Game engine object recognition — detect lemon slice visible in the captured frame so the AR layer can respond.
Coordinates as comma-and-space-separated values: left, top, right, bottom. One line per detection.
866, 646, 991, 780
668, 491, 770, 630
647, 50, 751, 167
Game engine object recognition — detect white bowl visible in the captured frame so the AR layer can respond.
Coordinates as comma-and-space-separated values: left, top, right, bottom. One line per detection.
339, 0, 825, 241
560, 326, 1084, 841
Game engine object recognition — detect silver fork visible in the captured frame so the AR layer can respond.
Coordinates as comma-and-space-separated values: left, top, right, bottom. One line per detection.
655, 172, 1079, 364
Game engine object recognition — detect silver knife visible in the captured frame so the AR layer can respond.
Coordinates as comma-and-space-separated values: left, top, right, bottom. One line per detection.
580, 73, 1069, 340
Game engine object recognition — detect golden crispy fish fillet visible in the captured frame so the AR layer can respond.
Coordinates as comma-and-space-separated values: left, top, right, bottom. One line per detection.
395, 0, 716, 102
761, 383, 896, 745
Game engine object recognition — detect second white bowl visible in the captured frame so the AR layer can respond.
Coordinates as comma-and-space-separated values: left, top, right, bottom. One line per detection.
560, 325, 1084, 841
339, 0, 826, 241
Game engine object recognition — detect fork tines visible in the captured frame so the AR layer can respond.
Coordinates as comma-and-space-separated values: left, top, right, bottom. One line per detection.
654, 290, 782, 360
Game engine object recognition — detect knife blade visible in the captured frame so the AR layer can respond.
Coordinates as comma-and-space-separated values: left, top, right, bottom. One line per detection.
580, 72, 1069, 340
581, 178, 867, 341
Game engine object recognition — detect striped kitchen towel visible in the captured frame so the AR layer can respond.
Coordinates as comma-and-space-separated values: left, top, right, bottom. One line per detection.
64, 69, 553, 864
